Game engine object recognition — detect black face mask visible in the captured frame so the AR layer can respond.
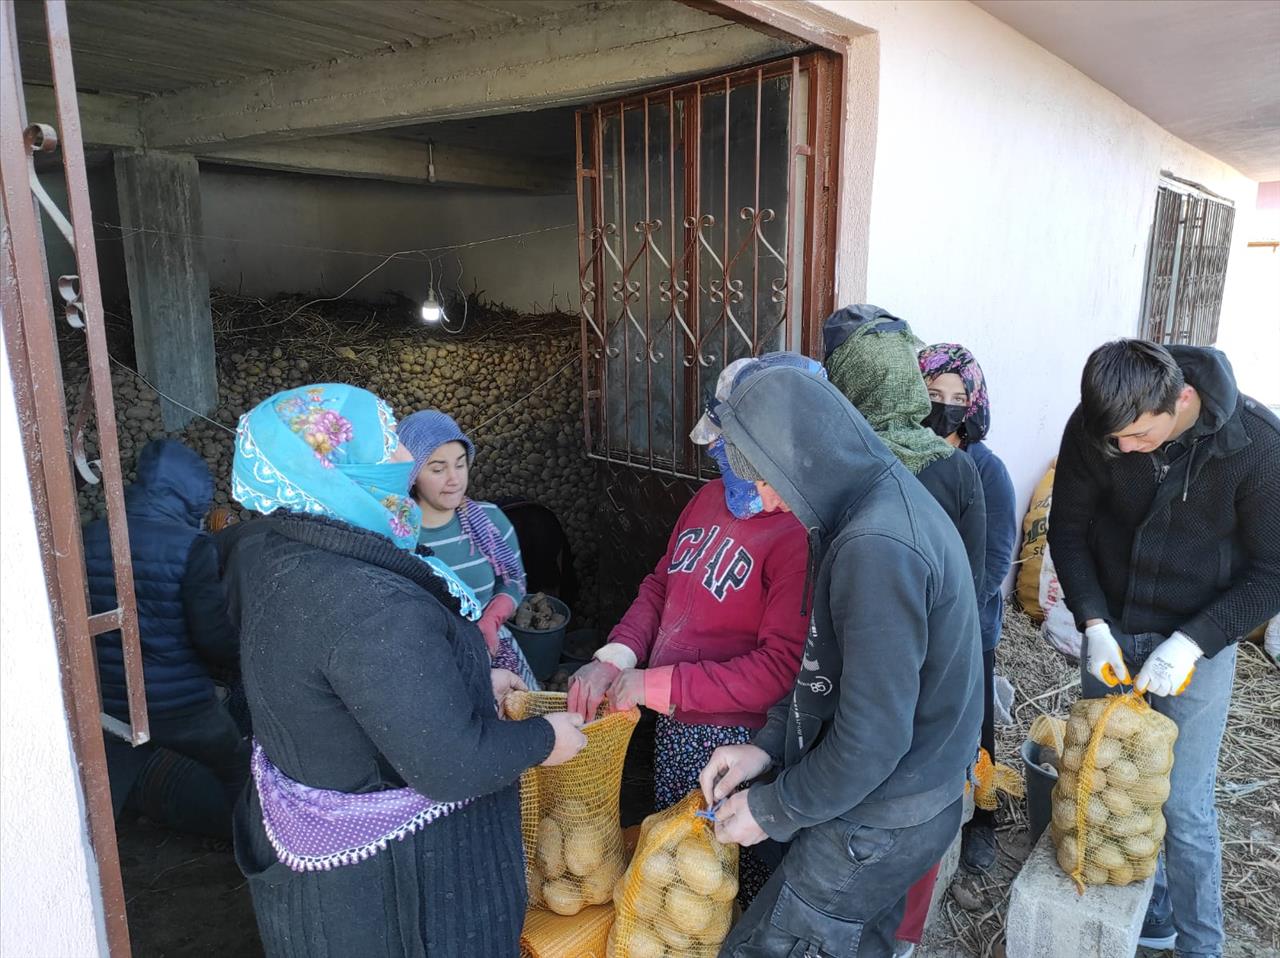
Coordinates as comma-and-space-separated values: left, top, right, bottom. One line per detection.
923, 402, 967, 439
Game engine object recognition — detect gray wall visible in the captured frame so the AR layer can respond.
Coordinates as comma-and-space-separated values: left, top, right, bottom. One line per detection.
198, 166, 580, 313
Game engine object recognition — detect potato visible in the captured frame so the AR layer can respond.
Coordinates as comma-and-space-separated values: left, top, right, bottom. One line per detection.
1123, 834, 1157, 860
699, 905, 732, 944
676, 839, 723, 896
709, 872, 739, 904
1056, 834, 1081, 872
626, 927, 664, 958
1149, 812, 1167, 843
1084, 863, 1110, 885
634, 887, 663, 920
1092, 737, 1122, 770
639, 849, 678, 889
657, 919, 693, 951
1084, 795, 1110, 826
1092, 841, 1125, 870
1109, 863, 1135, 885
565, 828, 606, 877
1108, 811, 1153, 837
1056, 770, 1079, 796
1083, 767, 1108, 793
1100, 788, 1134, 817
1061, 746, 1085, 772
1051, 797, 1077, 832
1101, 705, 1142, 739
1107, 759, 1140, 787
582, 859, 623, 905
639, 813, 660, 843
1127, 776, 1171, 805
536, 818, 566, 880
1066, 716, 1092, 747
543, 878, 584, 916
666, 885, 714, 935
1133, 855, 1158, 880
1082, 699, 1109, 725
1133, 746, 1173, 777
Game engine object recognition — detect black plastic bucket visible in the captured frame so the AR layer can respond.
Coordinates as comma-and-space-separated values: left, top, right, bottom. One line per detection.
1021, 739, 1058, 845
508, 596, 571, 681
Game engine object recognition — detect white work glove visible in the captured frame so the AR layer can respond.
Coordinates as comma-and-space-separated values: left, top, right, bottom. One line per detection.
1084, 622, 1131, 687
1135, 632, 1203, 697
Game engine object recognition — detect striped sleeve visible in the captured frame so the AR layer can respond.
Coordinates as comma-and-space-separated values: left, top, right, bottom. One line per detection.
481, 503, 527, 608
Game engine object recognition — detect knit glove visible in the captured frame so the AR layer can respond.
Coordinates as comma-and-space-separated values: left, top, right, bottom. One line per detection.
1084, 622, 1131, 687
477, 594, 517, 657
1135, 632, 1203, 697
567, 660, 620, 720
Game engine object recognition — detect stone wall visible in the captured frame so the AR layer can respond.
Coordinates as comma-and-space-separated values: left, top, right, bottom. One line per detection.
74, 303, 600, 623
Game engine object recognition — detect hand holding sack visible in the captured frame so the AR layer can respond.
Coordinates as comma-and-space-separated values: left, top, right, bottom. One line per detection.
1050, 691, 1178, 890
607, 791, 739, 958
507, 691, 639, 916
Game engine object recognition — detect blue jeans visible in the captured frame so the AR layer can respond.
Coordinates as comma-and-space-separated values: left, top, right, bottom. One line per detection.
1080, 633, 1237, 958
720, 798, 963, 958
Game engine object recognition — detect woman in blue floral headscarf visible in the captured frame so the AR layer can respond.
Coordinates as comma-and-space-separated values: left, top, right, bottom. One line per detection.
228, 384, 586, 958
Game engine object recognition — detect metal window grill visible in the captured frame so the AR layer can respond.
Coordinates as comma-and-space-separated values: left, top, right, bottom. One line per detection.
576, 53, 840, 478
2, 1, 145, 953
1140, 185, 1235, 346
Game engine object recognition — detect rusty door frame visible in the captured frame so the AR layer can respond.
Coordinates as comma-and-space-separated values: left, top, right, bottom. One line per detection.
1, 1, 147, 955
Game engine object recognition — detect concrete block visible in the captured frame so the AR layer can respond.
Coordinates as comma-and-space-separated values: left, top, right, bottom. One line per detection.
1006, 831, 1153, 958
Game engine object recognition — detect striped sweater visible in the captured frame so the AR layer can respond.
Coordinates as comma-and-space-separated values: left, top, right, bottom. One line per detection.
417, 501, 525, 610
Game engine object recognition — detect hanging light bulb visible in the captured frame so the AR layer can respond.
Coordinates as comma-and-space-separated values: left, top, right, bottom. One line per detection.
420, 288, 443, 323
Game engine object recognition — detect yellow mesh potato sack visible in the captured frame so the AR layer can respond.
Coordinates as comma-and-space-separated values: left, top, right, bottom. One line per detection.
607, 791, 738, 958
508, 691, 639, 916
1015, 460, 1056, 620
1049, 691, 1178, 890
972, 747, 1026, 812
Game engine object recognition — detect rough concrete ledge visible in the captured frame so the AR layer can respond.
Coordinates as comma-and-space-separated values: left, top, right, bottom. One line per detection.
1006, 831, 1153, 958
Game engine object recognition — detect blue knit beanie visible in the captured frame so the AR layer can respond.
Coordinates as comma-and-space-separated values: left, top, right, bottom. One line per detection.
397, 410, 476, 485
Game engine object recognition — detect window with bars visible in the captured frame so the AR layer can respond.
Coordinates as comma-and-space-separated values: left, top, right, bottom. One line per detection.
1139, 183, 1235, 346
575, 53, 841, 478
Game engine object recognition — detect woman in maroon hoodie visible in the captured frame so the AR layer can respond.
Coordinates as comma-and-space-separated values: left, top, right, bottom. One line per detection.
568, 357, 814, 902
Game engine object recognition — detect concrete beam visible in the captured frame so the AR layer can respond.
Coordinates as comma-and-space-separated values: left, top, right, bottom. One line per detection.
139, 2, 799, 149
198, 136, 572, 193
113, 151, 217, 430
23, 85, 143, 148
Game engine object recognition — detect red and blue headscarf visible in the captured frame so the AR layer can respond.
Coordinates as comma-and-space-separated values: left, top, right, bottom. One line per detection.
918, 343, 991, 445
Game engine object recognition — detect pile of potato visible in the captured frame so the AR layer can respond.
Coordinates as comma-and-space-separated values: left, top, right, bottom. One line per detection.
529, 799, 627, 917
606, 810, 737, 958
1050, 695, 1177, 886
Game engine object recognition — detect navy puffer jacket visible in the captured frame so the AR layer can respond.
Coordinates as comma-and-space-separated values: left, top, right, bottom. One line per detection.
84, 439, 236, 718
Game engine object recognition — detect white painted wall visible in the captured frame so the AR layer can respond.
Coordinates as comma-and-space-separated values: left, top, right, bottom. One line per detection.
0, 326, 108, 958
198, 167, 580, 314
1216, 204, 1280, 410
809, 0, 1264, 513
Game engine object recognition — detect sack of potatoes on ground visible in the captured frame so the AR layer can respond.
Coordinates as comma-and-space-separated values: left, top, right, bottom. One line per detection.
606, 791, 739, 958
1050, 692, 1177, 889
507, 691, 639, 916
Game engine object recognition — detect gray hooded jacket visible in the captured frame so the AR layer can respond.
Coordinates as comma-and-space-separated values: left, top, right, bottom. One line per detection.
717, 364, 983, 838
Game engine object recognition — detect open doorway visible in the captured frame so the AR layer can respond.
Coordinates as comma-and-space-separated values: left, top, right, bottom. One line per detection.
6, 2, 848, 954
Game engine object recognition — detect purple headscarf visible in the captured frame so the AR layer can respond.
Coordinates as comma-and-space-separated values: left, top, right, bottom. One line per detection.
918, 343, 991, 444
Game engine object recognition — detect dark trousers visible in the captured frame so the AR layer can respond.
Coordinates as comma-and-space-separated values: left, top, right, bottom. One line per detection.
721, 798, 964, 958
972, 647, 997, 828
105, 698, 249, 839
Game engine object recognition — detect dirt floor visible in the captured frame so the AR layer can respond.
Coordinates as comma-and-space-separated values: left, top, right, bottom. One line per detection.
117, 612, 1278, 957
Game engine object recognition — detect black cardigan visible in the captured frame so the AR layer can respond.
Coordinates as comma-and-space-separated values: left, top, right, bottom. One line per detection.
1048, 346, 1280, 657
231, 514, 553, 957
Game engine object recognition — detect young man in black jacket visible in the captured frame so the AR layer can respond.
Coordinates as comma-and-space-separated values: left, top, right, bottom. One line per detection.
697, 358, 982, 957
1049, 340, 1280, 956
